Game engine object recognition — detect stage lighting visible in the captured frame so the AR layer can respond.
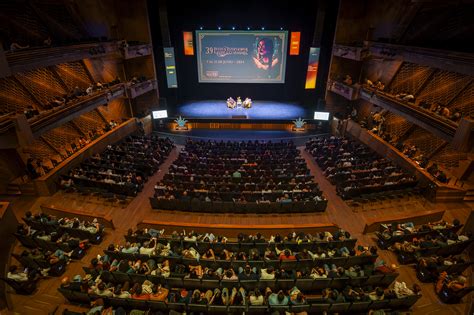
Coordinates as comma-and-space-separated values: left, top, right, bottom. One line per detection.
218, 26, 221, 30
247, 27, 250, 30
232, 26, 235, 30
261, 27, 265, 30
200, 26, 203, 30
280, 27, 283, 30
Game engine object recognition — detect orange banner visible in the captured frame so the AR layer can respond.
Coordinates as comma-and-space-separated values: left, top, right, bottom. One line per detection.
183, 31, 194, 55
305, 47, 320, 89
289, 32, 301, 55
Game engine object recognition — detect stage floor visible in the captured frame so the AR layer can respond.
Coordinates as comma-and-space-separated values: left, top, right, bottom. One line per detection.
176, 100, 309, 120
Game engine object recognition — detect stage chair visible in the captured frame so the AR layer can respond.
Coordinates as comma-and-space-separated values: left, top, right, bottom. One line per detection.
148, 300, 167, 312
295, 279, 313, 292
247, 305, 268, 314
347, 301, 371, 313
308, 303, 330, 313
188, 304, 208, 313
329, 302, 350, 313
369, 299, 389, 310
208, 305, 228, 314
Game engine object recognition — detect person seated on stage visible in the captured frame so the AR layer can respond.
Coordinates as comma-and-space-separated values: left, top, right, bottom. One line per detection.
243, 97, 252, 108
236, 96, 242, 106
227, 97, 236, 109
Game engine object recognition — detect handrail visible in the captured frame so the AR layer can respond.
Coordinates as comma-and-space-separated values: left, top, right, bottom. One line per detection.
4, 42, 118, 74
30, 84, 125, 134
138, 220, 339, 237
360, 87, 457, 140
363, 210, 444, 234
40, 204, 115, 230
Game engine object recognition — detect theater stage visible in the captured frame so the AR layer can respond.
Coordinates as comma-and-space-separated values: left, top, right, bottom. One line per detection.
175, 100, 309, 120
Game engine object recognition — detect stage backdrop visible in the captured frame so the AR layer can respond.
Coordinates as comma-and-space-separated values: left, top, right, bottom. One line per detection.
196, 31, 288, 83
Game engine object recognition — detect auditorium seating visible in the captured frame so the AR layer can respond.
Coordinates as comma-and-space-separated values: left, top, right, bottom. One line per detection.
62, 134, 174, 197
306, 136, 418, 200
375, 219, 463, 249
152, 139, 327, 213
56, 228, 422, 314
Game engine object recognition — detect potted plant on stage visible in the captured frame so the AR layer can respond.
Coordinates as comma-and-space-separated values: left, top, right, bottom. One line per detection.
174, 116, 189, 131
292, 117, 306, 132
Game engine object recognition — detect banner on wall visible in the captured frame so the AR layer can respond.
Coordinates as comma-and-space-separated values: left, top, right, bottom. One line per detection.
163, 47, 178, 88
183, 31, 194, 55
289, 32, 301, 55
305, 47, 320, 89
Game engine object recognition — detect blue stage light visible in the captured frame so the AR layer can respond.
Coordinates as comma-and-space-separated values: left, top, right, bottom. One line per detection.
280, 27, 283, 30
218, 26, 221, 30
232, 26, 235, 30
200, 26, 203, 30
261, 27, 265, 30
247, 27, 250, 30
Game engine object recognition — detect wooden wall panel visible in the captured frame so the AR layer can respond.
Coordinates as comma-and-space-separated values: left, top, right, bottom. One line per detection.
83, 57, 121, 83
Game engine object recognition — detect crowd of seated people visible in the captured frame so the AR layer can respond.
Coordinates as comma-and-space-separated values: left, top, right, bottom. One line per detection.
388, 229, 472, 264
125, 228, 354, 244
25, 120, 122, 180
416, 255, 471, 283
153, 139, 326, 209
359, 110, 451, 185
363, 78, 464, 123
22, 211, 105, 242
58, 246, 420, 313
4, 212, 107, 295
434, 270, 473, 303
376, 219, 463, 249
306, 136, 417, 200
62, 135, 174, 196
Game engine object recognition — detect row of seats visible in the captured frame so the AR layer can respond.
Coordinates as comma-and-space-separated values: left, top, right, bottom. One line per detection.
123, 236, 357, 252
150, 198, 327, 213
82, 267, 398, 292
104, 250, 378, 270
58, 288, 420, 314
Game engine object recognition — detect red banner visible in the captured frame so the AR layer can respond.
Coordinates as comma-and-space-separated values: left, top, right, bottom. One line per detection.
183, 31, 194, 55
289, 32, 301, 55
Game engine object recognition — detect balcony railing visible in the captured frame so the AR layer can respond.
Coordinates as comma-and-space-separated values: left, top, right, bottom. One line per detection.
121, 44, 153, 59
30, 84, 125, 136
332, 44, 369, 61
360, 87, 457, 141
3, 42, 118, 76
368, 42, 474, 76
327, 79, 360, 100
126, 79, 157, 98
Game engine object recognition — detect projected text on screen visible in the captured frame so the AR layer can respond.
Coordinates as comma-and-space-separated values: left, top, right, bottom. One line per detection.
196, 31, 288, 83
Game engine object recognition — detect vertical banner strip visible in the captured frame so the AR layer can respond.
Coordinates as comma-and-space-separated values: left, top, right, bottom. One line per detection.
305, 47, 320, 89
183, 31, 194, 55
289, 32, 301, 55
163, 47, 178, 88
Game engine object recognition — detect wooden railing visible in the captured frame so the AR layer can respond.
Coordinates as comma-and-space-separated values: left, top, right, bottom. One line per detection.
363, 210, 445, 234
4, 42, 118, 76
327, 79, 360, 100
360, 87, 457, 141
40, 204, 115, 230
33, 118, 137, 196
137, 220, 339, 237
127, 79, 157, 98
121, 44, 153, 59
30, 84, 125, 136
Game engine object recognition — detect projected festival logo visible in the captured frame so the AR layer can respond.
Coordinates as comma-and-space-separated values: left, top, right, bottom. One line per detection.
197, 31, 287, 83
205, 46, 248, 58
